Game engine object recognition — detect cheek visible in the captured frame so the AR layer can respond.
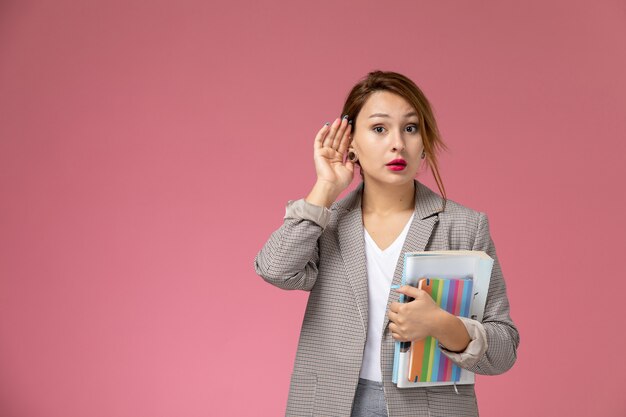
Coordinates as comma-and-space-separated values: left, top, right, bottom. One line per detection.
350, 136, 365, 154
358, 135, 385, 152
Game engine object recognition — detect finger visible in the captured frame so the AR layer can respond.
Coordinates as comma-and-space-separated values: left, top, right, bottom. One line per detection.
396, 285, 421, 298
389, 302, 402, 313
387, 310, 397, 322
337, 122, 352, 156
331, 116, 348, 149
391, 332, 406, 341
314, 122, 331, 150
322, 117, 340, 148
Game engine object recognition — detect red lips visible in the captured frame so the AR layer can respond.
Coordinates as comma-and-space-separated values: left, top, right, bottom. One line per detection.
386, 159, 407, 166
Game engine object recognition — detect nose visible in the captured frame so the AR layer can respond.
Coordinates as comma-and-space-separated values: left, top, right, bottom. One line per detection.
390, 129, 406, 152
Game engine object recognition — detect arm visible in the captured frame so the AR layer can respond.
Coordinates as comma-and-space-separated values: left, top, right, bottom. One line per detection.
253, 198, 331, 291
438, 212, 520, 375
431, 310, 472, 353
254, 117, 351, 291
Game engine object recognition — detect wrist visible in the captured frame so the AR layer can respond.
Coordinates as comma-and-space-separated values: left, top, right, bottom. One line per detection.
431, 310, 472, 353
429, 307, 450, 340
306, 181, 341, 208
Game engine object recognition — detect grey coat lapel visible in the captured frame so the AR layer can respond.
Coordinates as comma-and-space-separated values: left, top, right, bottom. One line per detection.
337, 181, 369, 334
336, 179, 445, 334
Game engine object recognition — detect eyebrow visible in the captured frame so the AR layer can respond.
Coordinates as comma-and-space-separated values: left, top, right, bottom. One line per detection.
368, 112, 419, 119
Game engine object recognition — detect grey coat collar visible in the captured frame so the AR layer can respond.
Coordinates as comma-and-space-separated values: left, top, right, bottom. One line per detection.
335, 179, 445, 334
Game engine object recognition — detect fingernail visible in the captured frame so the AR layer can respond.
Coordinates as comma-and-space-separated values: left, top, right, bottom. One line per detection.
342, 115, 348, 120
324, 122, 329, 126
348, 119, 352, 125
391, 284, 400, 289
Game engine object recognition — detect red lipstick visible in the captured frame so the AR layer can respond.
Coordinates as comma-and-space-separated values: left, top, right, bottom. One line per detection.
386, 158, 407, 171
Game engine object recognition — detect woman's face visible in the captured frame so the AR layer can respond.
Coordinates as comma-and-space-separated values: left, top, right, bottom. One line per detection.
349, 90, 424, 184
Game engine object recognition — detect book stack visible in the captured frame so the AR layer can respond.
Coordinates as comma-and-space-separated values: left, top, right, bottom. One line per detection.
392, 251, 494, 388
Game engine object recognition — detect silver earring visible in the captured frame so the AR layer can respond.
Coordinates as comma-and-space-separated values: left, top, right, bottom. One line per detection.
348, 151, 358, 162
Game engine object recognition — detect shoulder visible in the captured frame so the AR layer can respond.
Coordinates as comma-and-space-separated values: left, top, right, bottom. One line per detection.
440, 197, 485, 226
436, 196, 491, 251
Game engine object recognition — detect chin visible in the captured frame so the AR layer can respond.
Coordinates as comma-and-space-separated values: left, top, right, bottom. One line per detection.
370, 173, 415, 185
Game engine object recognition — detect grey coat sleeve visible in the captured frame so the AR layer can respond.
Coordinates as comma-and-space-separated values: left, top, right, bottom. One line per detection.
458, 212, 520, 375
253, 198, 331, 291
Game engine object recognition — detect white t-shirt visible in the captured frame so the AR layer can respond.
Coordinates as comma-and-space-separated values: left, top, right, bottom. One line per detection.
359, 211, 415, 382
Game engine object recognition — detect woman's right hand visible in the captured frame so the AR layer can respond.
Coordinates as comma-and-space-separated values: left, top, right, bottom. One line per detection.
313, 116, 354, 194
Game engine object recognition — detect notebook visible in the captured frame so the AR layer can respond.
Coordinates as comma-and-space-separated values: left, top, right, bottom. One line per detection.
407, 277, 473, 383
392, 250, 493, 388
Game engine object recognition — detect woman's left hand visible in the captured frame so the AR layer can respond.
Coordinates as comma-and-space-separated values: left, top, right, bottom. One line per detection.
388, 285, 443, 342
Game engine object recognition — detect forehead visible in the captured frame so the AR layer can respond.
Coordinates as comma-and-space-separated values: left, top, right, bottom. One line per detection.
361, 90, 418, 118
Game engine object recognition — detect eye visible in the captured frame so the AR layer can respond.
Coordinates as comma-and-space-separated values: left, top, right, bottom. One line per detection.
406, 124, 420, 133
373, 126, 385, 134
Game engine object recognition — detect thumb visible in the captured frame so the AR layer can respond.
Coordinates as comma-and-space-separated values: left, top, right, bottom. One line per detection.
345, 159, 354, 173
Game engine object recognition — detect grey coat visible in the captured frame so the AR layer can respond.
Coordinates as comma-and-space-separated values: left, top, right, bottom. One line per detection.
253, 179, 519, 417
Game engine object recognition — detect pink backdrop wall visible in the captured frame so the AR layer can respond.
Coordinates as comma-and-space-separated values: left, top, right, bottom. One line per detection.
1, 1, 625, 416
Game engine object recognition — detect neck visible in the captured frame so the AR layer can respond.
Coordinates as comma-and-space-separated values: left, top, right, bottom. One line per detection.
361, 177, 416, 217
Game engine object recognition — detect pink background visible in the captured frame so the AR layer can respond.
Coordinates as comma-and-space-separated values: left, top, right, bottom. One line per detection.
1, 1, 625, 416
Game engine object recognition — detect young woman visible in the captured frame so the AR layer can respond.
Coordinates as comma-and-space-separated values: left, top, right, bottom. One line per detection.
254, 70, 519, 417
